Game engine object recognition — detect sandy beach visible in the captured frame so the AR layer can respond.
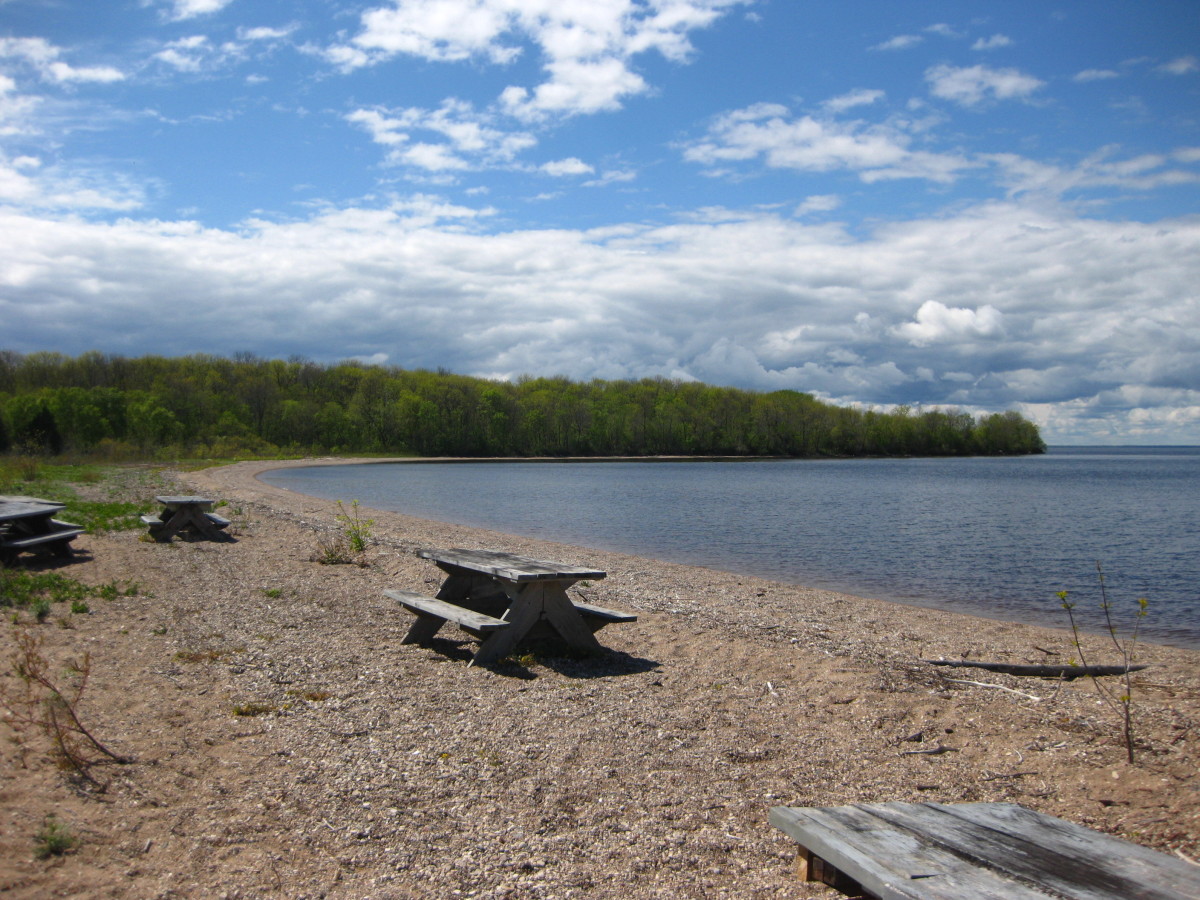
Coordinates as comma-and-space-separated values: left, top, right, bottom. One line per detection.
2, 458, 1198, 899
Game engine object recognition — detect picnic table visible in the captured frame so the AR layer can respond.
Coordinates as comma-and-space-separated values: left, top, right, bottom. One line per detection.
770, 801, 1200, 900
386, 548, 636, 666
0, 496, 84, 564
142, 495, 231, 542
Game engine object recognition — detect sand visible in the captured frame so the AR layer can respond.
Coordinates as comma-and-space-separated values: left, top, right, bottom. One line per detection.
1, 458, 1197, 899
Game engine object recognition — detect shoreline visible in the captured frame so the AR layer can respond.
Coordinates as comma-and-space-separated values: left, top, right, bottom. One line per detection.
2, 457, 1196, 898
235, 455, 1197, 652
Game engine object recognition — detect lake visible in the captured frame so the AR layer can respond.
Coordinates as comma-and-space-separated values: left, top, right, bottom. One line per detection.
260, 447, 1200, 649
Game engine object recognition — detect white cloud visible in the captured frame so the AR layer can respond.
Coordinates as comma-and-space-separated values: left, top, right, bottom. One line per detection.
926, 63, 1044, 106
793, 194, 840, 216
871, 34, 922, 52
327, 0, 751, 120
1073, 68, 1119, 83
347, 99, 536, 172
0, 37, 124, 84
160, 0, 235, 21
1159, 55, 1198, 75
684, 102, 971, 183
894, 301, 1005, 345
541, 157, 594, 176
972, 34, 1012, 51
823, 89, 884, 113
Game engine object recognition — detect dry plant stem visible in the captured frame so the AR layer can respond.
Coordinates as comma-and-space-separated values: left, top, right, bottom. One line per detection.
1060, 562, 1146, 764
1, 630, 129, 779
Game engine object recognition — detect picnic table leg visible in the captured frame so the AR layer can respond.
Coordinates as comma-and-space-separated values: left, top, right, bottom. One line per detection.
470, 592, 544, 667
401, 612, 448, 645
539, 584, 604, 655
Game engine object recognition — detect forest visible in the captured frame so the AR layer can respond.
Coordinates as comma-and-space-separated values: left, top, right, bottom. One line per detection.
0, 350, 1046, 459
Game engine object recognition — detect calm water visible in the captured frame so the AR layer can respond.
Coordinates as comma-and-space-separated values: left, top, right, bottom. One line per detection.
262, 448, 1200, 648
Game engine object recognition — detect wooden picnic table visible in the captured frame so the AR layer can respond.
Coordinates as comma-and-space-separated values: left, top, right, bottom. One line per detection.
386, 548, 636, 666
142, 495, 231, 542
770, 801, 1200, 900
0, 496, 84, 564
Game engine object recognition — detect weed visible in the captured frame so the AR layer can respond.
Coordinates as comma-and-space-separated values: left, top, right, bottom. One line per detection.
0, 629, 129, 786
232, 701, 277, 717
70, 601, 90, 615
335, 500, 374, 553
33, 816, 77, 859
261, 588, 283, 598
1058, 562, 1149, 764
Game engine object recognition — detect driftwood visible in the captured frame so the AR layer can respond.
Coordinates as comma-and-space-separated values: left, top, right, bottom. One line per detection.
925, 659, 1148, 680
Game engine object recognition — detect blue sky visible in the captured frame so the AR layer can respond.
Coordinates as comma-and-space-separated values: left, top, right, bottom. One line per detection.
1, 0, 1198, 443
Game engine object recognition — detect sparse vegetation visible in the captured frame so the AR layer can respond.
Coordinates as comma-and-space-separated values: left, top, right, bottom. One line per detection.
33, 816, 77, 859
1058, 562, 1150, 763
0, 629, 129, 786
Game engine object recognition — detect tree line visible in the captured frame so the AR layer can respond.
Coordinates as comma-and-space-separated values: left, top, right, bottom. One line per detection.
0, 350, 1046, 459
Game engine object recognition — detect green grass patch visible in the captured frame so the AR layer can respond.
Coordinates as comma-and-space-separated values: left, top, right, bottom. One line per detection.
0, 570, 139, 617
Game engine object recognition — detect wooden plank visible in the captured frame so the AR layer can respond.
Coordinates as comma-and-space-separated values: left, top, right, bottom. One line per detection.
1, 528, 84, 550
922, 802, 1200, 900
140, 515, 164, 527
864, 802, 1200, 900
385, 589, 509, 633
770, 805, 1053, 900
419, 548, 605, 582
204, 512, 231, 528
155, 495, 213, 507
572, 600, 637, 623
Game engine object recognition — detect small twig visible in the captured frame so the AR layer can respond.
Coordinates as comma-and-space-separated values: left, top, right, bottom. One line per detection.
901, 744, 959, 756
943, 678, 1042, 702
1175, 848, 1199, 867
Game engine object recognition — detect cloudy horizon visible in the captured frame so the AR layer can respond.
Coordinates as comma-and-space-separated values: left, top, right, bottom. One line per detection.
2, 1, 1198, 444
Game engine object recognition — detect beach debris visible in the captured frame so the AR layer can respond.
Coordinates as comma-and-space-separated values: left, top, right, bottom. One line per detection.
924, 659, 1148, 680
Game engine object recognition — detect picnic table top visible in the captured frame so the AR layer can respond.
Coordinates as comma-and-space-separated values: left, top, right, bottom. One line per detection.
155, 495, 214, 506
419, 548, 606, 583
0, 498, 67, 520
770, 801, 1200, 900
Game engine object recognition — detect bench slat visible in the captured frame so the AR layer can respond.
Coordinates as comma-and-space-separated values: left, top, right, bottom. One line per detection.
385, 589, 509, 632
1, 528, 84, 550
140, 515, 164, 527
204, 512, 231, 528
572, 601, 637, 623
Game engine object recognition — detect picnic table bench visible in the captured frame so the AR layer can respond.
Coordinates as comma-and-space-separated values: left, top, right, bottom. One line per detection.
142, 496, 230, 542
387, 548, 636, 666
0, 497, 84, 564
770, 801, 1200, 900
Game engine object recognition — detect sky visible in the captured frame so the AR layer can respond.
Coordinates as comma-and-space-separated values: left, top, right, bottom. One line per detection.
1, 1, 1198, 444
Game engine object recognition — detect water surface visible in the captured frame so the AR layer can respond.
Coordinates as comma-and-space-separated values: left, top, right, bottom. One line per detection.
262, 448, 1200, 648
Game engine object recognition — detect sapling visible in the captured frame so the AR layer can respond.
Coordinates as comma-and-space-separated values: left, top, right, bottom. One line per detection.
1058, 561, 1149, 763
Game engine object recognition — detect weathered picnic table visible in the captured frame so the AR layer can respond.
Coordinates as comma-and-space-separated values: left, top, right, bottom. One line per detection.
770, 801, 1200, 900
142, 495, 230, 542
0, 496, 84, 564
386, 548, 636, 666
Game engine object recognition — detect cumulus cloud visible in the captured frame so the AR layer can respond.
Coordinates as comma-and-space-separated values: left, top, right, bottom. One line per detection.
159, 0, 235, 21
894, 301, 1005, 345
347, 99, 536, 172
823, 89, 884, 113
541, 157, 593, 176
926, 63, 1044, 106
326, 0, 750, 120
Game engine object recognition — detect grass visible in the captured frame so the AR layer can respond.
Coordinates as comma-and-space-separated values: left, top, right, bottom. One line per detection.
33, 816, 77, 859
0, 459, 163, 533
0, 570, 140, 621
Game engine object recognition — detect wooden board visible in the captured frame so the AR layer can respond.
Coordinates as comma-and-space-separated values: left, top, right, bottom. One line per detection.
770, 802, 1200, 900
385, 589, 510, 633
419, 548, 606, 583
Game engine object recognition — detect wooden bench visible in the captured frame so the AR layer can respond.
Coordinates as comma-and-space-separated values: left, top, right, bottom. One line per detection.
205, 512, 231, 529
573, 600, 638, 632
385, 589, 510, 639
770, 801, 1200, 900
2, 522, 84, 551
